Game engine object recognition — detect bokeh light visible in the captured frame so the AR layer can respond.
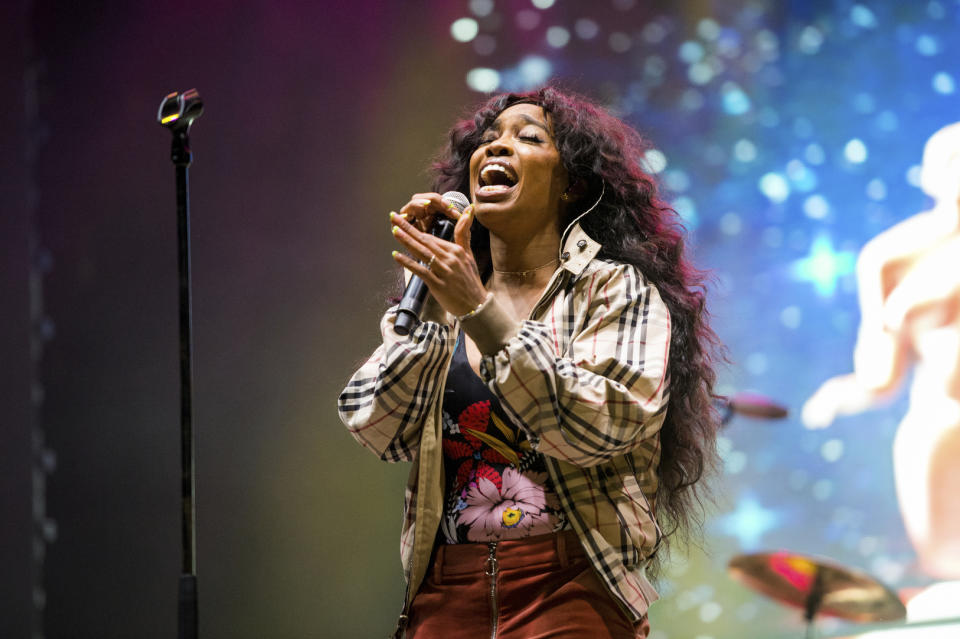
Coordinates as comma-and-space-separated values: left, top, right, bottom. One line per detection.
450, 17, 479, 43
466, 67, 500, 92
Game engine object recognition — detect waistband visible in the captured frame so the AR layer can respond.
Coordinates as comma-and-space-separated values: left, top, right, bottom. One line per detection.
432, 530, 585, 580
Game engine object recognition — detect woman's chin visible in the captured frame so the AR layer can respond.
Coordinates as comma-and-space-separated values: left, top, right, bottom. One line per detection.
473, 200, 512, 221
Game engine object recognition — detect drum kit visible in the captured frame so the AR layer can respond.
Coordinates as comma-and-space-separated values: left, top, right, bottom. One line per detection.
717, 394, 958, 638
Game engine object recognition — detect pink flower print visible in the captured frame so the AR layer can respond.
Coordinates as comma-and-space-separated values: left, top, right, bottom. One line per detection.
458, 467, 559, 541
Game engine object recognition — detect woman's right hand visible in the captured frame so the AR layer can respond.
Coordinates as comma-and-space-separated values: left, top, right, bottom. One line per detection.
396, 192, 464, 232
390, 194, 488, 318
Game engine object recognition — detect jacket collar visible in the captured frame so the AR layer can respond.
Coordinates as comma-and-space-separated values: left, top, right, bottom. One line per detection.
558, 222, 601, 276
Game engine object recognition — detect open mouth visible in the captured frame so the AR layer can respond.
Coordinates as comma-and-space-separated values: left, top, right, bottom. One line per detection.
478, 162, 518, 196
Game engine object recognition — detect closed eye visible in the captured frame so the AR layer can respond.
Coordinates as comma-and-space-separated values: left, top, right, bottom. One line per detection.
478, 133, 541, 146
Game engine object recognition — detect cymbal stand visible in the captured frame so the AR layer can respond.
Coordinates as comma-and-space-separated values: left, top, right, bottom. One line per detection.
803, 566, 825, 639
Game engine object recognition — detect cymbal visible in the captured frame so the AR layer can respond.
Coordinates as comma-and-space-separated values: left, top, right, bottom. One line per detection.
728, 551, 907, 623
717, 392, 789, 426
728, 392, 789, 419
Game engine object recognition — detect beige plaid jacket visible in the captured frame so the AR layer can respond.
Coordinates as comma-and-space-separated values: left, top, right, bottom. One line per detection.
338, 223, 669, 622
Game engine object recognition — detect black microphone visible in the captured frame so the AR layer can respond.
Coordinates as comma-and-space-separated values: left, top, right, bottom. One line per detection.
394, 191, 471, 336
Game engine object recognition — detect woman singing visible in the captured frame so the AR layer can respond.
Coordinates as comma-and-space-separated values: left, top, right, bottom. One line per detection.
338, 87, 721, 639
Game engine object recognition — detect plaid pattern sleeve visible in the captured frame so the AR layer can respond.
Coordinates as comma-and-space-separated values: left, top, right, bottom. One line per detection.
476, 261, 670, 468
337, 310, 455, 462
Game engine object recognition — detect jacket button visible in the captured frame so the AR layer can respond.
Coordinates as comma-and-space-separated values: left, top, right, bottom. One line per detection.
561, 251, 570, 260
577, 239, 587, 250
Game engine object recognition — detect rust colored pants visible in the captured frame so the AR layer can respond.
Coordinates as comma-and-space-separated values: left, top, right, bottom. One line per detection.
406, 531, 650, 639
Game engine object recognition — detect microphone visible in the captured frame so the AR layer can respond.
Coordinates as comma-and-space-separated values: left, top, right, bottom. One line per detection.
393, 191, 471, 336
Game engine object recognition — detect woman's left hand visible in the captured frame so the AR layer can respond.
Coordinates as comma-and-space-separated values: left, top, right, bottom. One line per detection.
390, 205, 488, 317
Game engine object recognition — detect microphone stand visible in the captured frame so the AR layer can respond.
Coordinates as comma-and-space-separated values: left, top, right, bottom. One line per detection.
157, 89, 204, 639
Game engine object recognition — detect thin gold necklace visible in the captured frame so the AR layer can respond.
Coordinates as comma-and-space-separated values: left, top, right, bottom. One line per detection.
492, 257, 559, 277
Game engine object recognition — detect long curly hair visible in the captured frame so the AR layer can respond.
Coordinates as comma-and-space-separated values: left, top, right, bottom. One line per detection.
431, 86, 723, 575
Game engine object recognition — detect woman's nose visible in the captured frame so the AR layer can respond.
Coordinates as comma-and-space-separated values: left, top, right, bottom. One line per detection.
485, 138, 512, 156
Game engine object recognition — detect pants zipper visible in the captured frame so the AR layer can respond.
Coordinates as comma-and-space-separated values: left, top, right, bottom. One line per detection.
485, 542, 499, 639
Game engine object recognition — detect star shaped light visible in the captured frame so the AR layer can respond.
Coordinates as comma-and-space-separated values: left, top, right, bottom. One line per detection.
792, 234, 857, 296
715, 495, 782, 550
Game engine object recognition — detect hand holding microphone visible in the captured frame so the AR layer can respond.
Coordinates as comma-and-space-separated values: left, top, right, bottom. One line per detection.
390, 191, 487, 335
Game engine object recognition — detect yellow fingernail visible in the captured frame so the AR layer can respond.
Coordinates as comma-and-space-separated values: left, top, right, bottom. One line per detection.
419, 199, 431, 206
391, 250, 398, 257
392, 226, 399, 235
389, 211, 396, 220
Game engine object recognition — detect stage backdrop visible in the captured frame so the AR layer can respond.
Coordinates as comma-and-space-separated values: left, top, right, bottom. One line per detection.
4, 1, 958, 638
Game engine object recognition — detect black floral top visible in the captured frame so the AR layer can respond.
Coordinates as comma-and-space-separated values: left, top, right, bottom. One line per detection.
440, 335, 567, 543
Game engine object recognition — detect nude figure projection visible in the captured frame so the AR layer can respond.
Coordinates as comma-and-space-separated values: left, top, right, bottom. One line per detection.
803, 122, 960, 581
